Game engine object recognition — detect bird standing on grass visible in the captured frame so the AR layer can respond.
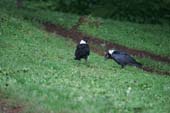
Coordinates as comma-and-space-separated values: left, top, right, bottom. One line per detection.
105, 49, 142, 68
74, 39, 90, 62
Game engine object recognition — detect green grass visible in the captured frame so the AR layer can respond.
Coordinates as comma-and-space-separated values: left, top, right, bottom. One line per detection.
1, 9, 170, 113
79, 19, 170, 57
0, 0, 79, 29
1, 0, 170, 72
1, 0, 170, 56
0, 1, 170, 112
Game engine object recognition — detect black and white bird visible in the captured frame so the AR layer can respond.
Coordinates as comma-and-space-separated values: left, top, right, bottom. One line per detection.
74, 39, 90, 61
105, 49, 142, 68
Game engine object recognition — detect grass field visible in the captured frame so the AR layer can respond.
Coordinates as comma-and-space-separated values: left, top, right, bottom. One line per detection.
0, 1, 170, 113
1, 0, 170, 72
79, 19, 170, 56
1, 0, 170, 56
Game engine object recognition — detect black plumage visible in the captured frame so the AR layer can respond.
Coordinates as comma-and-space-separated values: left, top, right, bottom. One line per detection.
105, 49, 142, 68
74, 40, 90, 61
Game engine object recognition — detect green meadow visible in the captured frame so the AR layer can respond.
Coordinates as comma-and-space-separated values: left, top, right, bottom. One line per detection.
0, 0, 170, 113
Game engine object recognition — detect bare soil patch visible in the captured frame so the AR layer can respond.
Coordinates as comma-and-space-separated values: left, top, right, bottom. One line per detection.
43, 22, 170, 76
0, 99, 23, 113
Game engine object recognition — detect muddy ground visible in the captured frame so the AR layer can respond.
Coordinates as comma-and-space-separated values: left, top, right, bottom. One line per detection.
42, 21, 170, 76
0, 99, 22, 113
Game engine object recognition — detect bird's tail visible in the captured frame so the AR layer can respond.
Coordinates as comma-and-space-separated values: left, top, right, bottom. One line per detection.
74, 57, 77, 60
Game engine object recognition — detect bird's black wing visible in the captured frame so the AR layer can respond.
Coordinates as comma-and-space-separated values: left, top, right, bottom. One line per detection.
111, 53, 127, 63
85, 44, 90, 55
112, 51, 142, 67
114, 51, 128, 55
75, 44, 81, 56
75, 44, 90, 56
124, 54, 142, 67
113, 51, 135, 62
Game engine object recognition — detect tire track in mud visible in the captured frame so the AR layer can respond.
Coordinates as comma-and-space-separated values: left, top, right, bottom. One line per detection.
42, 22, 170, 76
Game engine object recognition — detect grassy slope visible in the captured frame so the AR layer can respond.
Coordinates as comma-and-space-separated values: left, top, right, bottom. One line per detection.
1, 9, 170, 113
22, 1, 170, 57
1, 0, 170, 56
0, 0, 79, 29
1, 3, 170, 73
79, 19, 170, 56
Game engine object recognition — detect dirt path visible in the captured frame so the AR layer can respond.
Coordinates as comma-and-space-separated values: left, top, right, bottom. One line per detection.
0, 99, 22, 113
43, 22, 170, 63
43, 22, 170, 76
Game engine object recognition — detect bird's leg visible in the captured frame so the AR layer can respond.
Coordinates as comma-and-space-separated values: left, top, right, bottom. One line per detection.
75, 59, 81, 66
78, 60, 81, 65
85, 59, 87, 63
121, 65, 124, 69
84, 57, 87, 63
85, 58, 90, 67
85, 58, 88, 64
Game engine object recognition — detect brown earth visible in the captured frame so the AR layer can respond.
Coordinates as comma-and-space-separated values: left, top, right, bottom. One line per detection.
42, 22, 170, 76
0, 100, 23, 113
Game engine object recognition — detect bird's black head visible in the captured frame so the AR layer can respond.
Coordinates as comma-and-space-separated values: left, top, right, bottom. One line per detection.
82, 37, 89, 43
104, 51, 111, 60
79, 37, 89, 45
104, 49, 115, 60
